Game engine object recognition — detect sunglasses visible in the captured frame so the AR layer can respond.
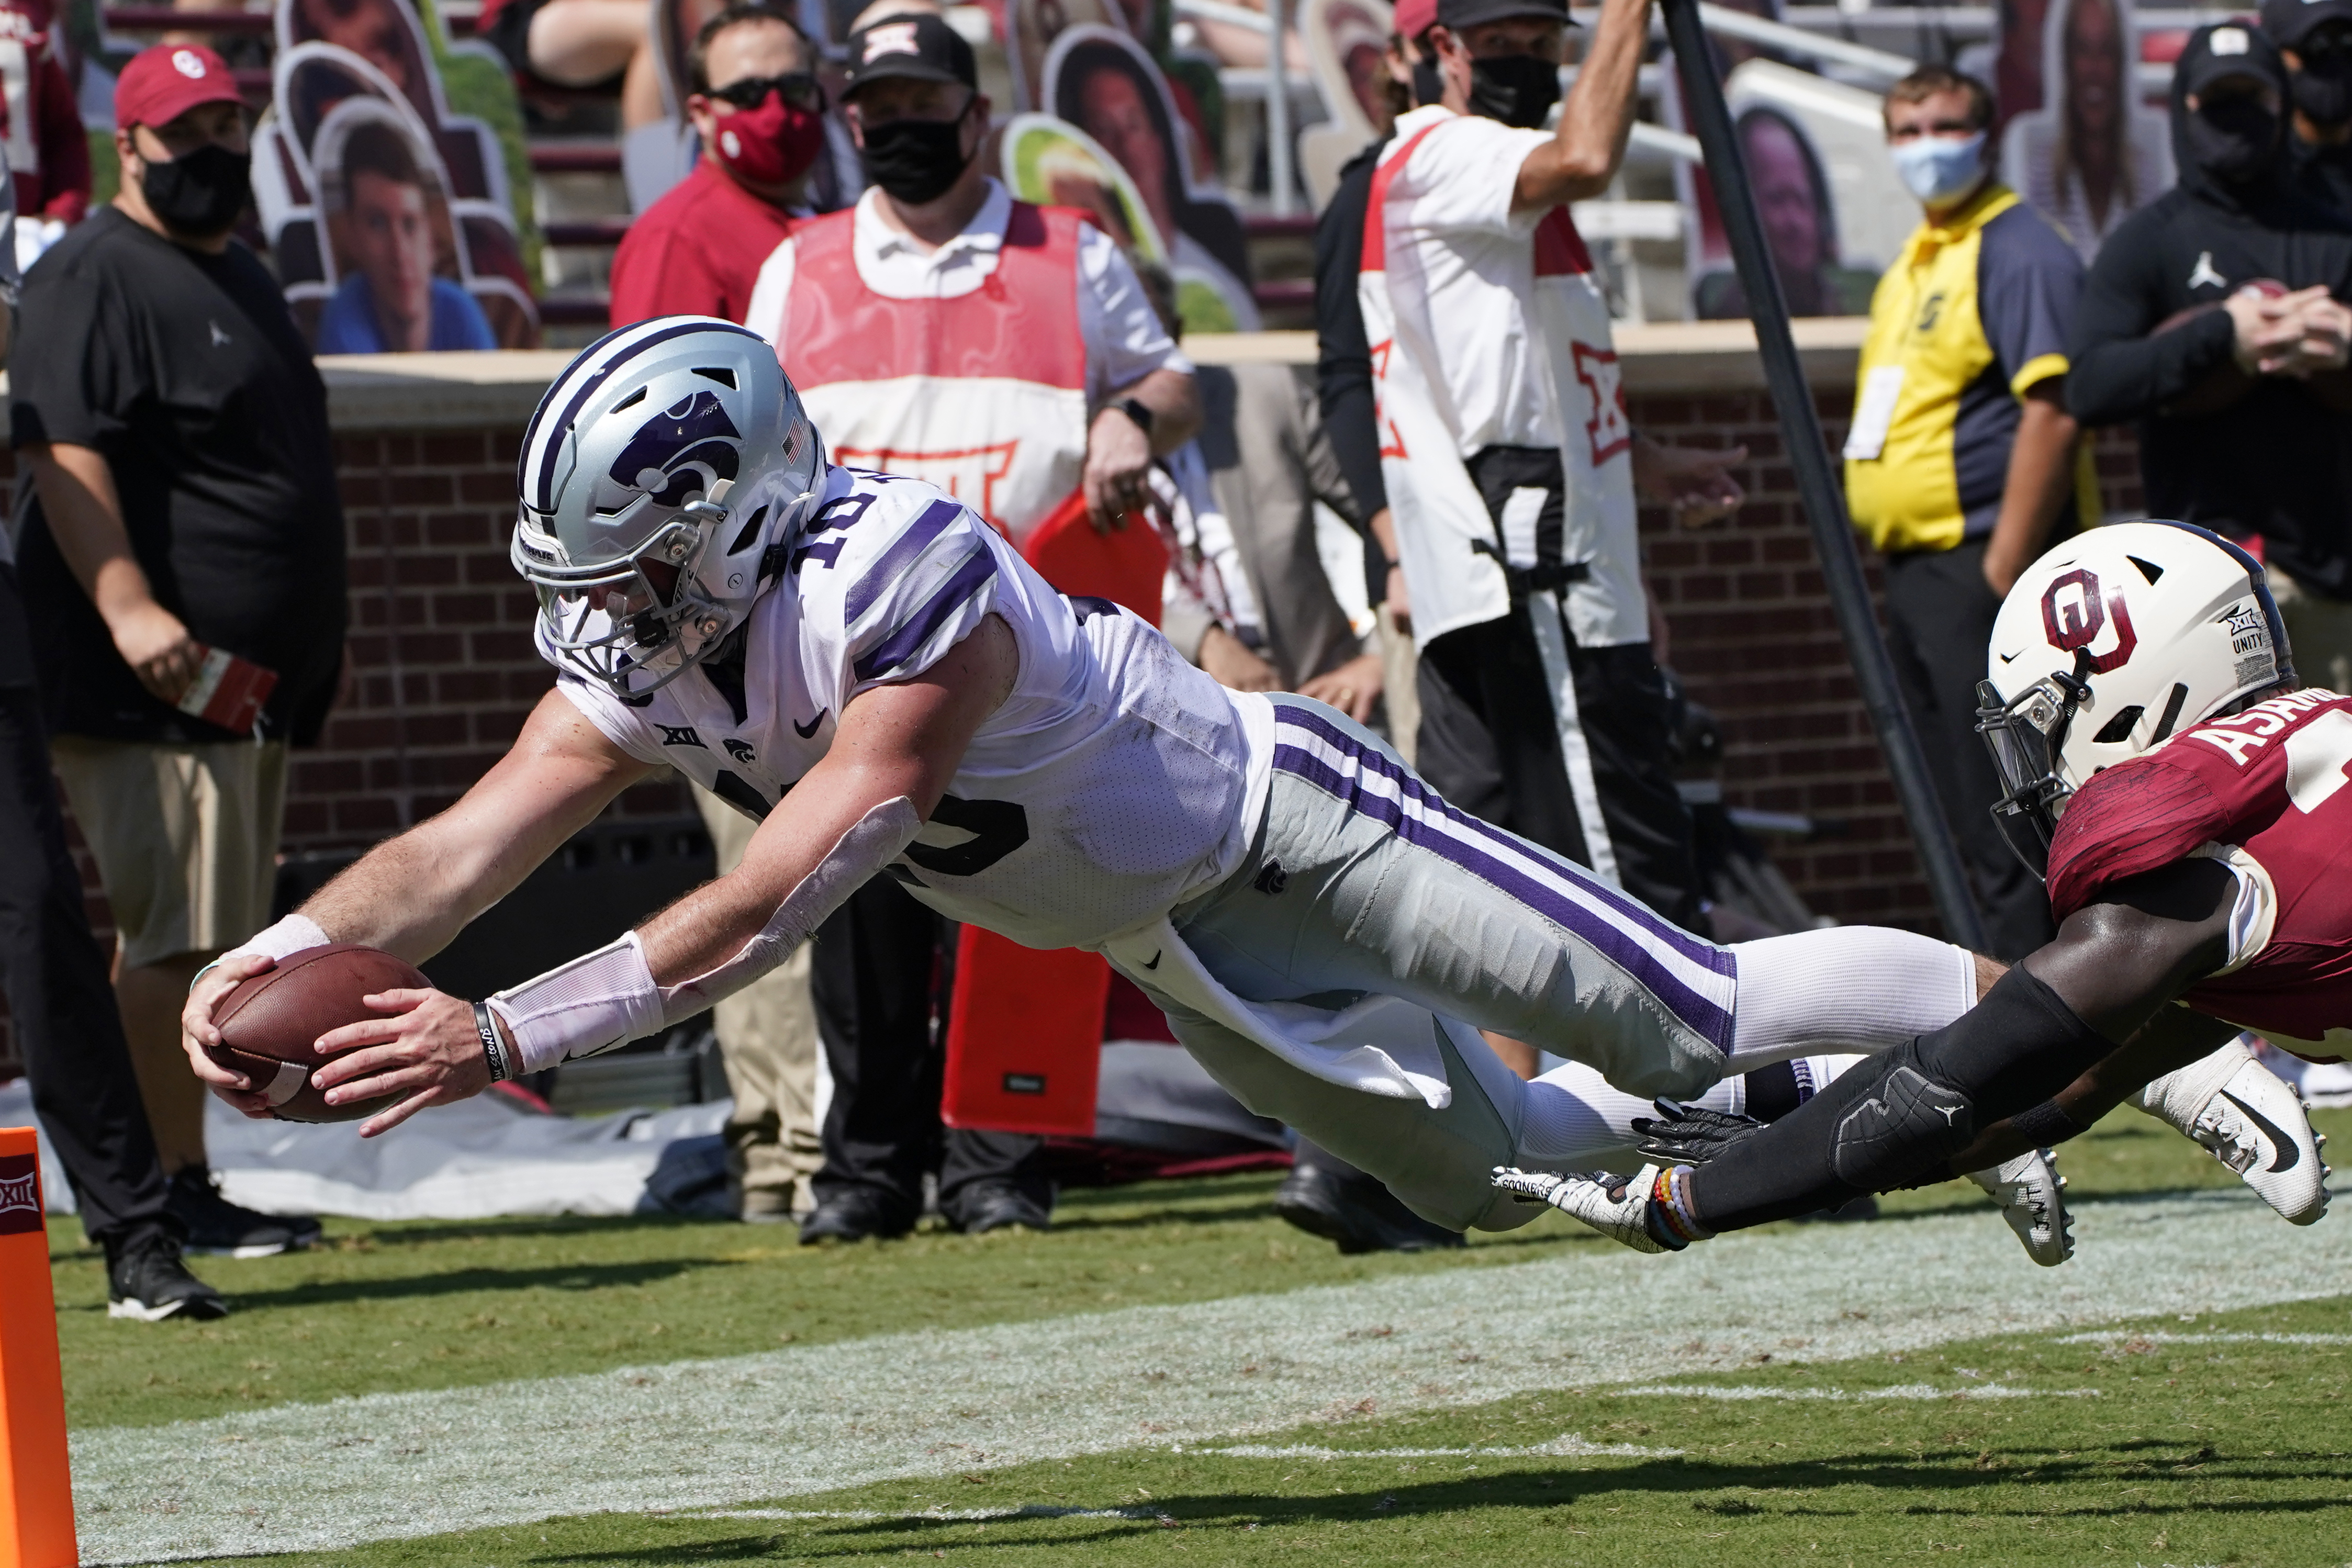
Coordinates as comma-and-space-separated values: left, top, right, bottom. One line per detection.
705, 72, 825, 111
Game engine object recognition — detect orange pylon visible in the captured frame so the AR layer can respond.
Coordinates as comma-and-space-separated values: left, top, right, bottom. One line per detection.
0, 1127, 75, 1567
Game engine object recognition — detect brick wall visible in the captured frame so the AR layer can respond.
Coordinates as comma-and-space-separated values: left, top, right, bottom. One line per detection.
1636, 396, 2144, 931
0, 395, 2147, 1071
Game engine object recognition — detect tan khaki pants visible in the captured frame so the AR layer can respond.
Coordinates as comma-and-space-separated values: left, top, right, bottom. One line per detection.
695, 788, 823, 1208
50, 737, 288, 969
2270, 564, 2352, 696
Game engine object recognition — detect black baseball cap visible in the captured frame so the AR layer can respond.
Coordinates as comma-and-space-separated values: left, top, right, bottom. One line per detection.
2178, 20, 2287, 98
2261, 0, 2352, 49
1436, 0, 1574, 30
844, 12, 977, 96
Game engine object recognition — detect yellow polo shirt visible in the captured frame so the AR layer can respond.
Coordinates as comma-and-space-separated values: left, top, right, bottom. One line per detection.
1844, 184, 2098, 555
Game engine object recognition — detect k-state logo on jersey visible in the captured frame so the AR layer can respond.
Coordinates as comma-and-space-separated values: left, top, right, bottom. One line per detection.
2042, 567, 2138, 674
724, 737, 757, 764
609, 391, 742, 508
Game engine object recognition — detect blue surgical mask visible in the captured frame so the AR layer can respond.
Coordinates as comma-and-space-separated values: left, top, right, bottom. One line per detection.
1890, 131, 1988, 207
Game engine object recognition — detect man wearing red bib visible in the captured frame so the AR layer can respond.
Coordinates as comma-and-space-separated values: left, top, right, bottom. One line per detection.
742, 11, 1200, 1243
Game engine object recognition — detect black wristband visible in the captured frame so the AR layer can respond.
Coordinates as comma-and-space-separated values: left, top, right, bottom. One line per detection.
1115, 395, 1155, 437
2009, 1098, 2091, 1149
474, 1001, 513, 1084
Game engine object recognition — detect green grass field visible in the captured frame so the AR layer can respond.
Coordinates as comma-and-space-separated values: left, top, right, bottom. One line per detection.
51, 1108, 2352, 1566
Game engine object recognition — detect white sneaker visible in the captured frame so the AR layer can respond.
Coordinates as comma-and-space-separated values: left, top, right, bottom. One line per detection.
2137, 1040, 2331, 1226
1965, 1148, 2074, 1266
1492, 1164, 1679, 1253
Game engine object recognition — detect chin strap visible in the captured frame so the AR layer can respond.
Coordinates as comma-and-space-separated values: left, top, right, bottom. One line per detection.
486, 797, 924, 1075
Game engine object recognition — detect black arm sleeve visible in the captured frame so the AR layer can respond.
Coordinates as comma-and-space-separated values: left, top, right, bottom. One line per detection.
2065, 223, 2237, 427
1314, 152, 1388, 527
1682, 966, 2115, 1234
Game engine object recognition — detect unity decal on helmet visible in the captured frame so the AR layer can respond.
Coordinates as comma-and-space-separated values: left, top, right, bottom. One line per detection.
605, 391, 744, 512
2041, 568, 2138, 674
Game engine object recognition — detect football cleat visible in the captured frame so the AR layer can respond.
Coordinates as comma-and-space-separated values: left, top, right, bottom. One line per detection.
1492, 1164, 1681, 1253
2140, 1041, 2329, 1225
1965, 1147, 2074, 1267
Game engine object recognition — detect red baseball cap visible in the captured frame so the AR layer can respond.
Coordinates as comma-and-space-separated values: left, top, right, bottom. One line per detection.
1395, 0, 1437, 38
115, 43, 243, 131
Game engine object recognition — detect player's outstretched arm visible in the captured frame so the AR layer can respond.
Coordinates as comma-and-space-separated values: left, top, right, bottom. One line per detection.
180, 689, 652, 1115
304, 615, 1021, 1138
1511, 0, 1650, 212
1673, 858, 2239, 1235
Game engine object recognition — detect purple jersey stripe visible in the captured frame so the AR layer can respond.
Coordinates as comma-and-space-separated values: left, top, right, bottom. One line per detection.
846, 498, 965, 624
1274, 705, 1729, 972
851, 545, 997, 684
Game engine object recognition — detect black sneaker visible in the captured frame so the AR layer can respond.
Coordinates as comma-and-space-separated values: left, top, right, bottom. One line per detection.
166, 1168, 322, 1258
107, 1233, 228, 1321
1275, 1162, 1466, 1255
798, 1186, 917, 1245
948, 1180, 1052, 1235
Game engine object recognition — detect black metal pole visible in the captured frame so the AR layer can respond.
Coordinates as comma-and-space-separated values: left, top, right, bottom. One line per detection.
1658, 0, 1989, 951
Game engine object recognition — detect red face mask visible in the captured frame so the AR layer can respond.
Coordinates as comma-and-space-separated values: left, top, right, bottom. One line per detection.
712, 89, 824, 187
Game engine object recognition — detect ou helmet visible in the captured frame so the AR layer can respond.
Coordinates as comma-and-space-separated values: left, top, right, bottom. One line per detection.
511, 317, 826, 697
1976, 519, 2293, 878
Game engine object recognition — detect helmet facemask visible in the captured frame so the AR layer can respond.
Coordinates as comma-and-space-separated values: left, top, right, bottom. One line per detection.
1976, 657, 2092, 881
510, 318, 828, 701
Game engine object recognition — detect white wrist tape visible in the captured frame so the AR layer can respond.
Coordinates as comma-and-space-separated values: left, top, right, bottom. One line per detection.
485, 932, 667, 1077
485, 796, 924, 1075
657, 796, 923, 1022
234, 913, 332, 965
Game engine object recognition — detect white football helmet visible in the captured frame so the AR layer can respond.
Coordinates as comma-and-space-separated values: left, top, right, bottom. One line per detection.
1977, 520, 2293, 877
511, 317, 826, 697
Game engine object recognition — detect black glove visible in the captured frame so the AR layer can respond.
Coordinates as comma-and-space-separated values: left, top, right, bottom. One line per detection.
1631, 1098, 1767, 1167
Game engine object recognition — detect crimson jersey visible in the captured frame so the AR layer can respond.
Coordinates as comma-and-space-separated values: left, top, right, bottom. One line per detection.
2047, 687, 2352, 1058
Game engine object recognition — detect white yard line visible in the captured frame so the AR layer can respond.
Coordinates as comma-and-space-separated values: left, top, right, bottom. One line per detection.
2055, 1330, 2352, 1346
73, 1189, 2352, 1565
1197, 1434, 1681, 1458
1609, 1383, 2098, 1401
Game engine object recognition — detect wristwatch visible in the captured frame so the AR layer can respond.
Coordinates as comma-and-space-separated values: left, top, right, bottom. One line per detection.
1115, 396, 1156, 437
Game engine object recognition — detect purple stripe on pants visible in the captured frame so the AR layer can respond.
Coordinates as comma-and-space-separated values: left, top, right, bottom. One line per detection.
1270, 712, 1733, 1051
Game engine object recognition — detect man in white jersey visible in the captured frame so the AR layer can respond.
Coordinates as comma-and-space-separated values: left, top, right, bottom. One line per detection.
742, 10, 1199, 1240
175, 320, 2070, 1252
1364, 0, 1744, 932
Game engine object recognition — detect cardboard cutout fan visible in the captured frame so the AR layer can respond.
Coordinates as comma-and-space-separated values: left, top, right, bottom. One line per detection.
255, 0, 539, 347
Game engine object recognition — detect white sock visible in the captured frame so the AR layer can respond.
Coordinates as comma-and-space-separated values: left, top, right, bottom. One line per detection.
1726, 927, 1979, 1072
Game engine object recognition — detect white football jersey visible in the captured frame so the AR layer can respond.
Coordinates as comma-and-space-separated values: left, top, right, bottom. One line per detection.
546, 466, 1270, 949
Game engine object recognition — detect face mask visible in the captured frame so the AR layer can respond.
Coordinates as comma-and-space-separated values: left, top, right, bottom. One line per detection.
1411, 58, 1444, 109
1468, 54, 1560, 129
2291, 55, 2352, 127
858, 113, 971, 205
2189, 95, 2280, 183
140, 141, 250, 238
1889, 131, 1987, 206
713, 89, 825, 187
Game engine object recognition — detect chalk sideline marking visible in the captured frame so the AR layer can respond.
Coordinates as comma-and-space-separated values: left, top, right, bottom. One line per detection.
1611, 1382, 2099, 1402
1197, 1433, 1680, 1459
72, 1189, 2352, 1565
2056, 1330, 2352, 1347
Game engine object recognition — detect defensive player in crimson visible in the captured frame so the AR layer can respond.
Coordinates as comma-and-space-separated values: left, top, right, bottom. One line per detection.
177, 323, 2217, 1246
1503, 520, 2336, 1251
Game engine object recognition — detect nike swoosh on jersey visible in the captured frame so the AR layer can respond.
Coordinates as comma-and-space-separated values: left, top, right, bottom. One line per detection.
2219, 1090, 2299, 1173
1145, 951, 1161, 970
793, 709, 828, 738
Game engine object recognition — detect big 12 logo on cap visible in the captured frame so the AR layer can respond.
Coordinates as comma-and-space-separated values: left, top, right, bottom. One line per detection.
2041, 567, 2137, 673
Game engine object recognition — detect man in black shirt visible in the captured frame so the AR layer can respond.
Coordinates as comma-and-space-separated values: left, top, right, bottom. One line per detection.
2264, 0, 2352, 217
2067, 22, 2352, 693
0, 137, 222, 1321
9, 44, 345, 1256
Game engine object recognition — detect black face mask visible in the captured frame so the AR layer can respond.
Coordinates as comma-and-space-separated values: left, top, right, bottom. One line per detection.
2292, 55, 2352, 128
1411, 58, 1444, 109
1468, 54, 1560, 129
2188, 95, 2281, 183
140, 142, 251, 238
858, 114, 971, 205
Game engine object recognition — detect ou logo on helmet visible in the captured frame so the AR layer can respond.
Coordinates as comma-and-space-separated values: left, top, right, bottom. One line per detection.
2041, 567, 2138, 674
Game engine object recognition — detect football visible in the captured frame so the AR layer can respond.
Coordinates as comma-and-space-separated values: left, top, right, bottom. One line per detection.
208, 944, 433, 1123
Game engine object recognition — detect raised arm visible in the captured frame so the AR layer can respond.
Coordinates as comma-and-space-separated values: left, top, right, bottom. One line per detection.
1510, 0, 1651, 214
